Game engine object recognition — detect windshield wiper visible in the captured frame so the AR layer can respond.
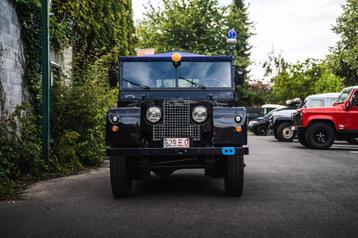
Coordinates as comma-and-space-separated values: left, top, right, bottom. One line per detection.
122, 78, 150, 90
179, 76, 207, 89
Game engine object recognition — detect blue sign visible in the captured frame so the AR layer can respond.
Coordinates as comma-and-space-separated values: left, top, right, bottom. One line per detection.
227, 29, 237, 40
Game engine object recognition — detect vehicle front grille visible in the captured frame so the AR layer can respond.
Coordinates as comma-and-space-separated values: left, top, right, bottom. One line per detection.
292, 112, 302, 126
153, 100, 200, 141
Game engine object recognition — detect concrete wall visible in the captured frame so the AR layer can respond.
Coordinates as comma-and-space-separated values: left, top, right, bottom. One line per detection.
0, 0, 24, 118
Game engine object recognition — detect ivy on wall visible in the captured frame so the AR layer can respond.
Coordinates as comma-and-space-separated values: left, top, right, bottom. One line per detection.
1, 0, 136, 198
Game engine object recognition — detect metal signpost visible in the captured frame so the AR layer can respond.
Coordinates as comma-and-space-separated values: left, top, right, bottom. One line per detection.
41, 0, 50, 165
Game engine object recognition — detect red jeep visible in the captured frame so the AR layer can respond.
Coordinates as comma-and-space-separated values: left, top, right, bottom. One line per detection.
292, 86, 358, 149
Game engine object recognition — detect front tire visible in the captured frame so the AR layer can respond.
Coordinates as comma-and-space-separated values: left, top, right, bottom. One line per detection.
256, 125, 268, 136
298, 132, 309, 147
305, 122, 335, 150
225, 156, 244, 196
276, 122, 296, 142
110, 156, 132, 198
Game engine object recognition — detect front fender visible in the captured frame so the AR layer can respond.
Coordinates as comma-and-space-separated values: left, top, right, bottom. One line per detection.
213, 107, 247, 146
106, 107, 141, 147
273, 117, 292, 128
303, 114, 338, 130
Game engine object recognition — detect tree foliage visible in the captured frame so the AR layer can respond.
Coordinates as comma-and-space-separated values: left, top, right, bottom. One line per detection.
268, 58, 344, 104
329, 0, 358, 86
138, 0, 252, 61
137, 0, 228, 55
227, 0, 253, 70
51, 0, 136, 80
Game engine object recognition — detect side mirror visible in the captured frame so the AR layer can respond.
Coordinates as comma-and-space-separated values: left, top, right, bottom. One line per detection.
109, 68, 119, 88
343, 100, 350, 111
235, 70, 244, 85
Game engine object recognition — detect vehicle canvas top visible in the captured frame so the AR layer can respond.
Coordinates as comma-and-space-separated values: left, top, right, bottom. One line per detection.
120, 51, 232, 62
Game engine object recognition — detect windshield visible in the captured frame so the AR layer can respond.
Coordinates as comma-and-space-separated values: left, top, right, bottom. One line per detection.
337, 88, 353, 103
122, 61, 232, 89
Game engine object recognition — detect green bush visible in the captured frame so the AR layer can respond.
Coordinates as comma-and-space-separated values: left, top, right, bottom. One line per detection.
0, 51, 117, 199
51, 51, 117, 168
0, 105, 43, 198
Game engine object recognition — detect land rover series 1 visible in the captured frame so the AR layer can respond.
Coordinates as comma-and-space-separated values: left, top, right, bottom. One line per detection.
106, 51, 249, 197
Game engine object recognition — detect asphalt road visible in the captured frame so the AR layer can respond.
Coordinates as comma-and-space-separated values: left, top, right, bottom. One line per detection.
1, 136, 358, 238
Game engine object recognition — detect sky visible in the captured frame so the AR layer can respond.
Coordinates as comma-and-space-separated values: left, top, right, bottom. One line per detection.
132, 0, 345, 80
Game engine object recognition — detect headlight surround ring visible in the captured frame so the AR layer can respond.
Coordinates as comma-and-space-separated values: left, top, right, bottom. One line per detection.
109, 114, 120, 124
146, 106, 162, 124
192, 106, 208, 123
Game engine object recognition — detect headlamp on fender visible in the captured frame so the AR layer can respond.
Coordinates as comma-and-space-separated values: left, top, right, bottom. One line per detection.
235, 115, 242, 123
192, 106, 208, 123
109, 114, 120, 124
146, 106, 162, 124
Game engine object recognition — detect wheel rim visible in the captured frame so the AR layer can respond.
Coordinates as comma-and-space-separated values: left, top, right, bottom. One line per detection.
314, 129, 328, 144
282, 127, 293, 139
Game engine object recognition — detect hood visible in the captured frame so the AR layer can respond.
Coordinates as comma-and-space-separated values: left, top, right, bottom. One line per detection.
120, 90, 235, 102
273, 109, 297, 117
302, 104, 344, 113
251, 116, 268, 123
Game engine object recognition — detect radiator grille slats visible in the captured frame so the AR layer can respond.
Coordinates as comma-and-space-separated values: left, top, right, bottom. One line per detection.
153, 100, 200, 141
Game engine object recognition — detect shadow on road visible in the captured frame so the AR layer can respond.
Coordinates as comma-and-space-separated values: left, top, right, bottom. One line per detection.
130, 171, 225, 198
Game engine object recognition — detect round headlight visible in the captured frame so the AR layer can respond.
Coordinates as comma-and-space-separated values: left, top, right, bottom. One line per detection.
146, 106, 162, 123
192, 106, 208, 123
112, 116, 119, 123
235, 115, 242, 123
110, 114, 119, 124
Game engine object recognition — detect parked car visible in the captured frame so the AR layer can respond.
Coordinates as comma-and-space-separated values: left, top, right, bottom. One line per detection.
248, 106, 286, 136
246, 107, 263, 122
270, 108, 298, 142
261, 104, 283, 115
271, 93, 340, 142
292, 87, 358, 149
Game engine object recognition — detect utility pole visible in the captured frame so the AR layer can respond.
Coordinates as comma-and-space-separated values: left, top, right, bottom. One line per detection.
41, 0, 50, 166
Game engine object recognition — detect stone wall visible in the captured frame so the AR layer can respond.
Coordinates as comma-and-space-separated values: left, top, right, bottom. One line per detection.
0, 0, 24, 118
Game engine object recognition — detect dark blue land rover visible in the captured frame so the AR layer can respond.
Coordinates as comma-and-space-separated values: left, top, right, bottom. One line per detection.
106, 51, 249, 197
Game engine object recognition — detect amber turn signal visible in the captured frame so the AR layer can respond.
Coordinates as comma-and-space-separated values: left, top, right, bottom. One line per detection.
172, 52, 182, 62
235, 126, 242, 133
112, 125, 119, 132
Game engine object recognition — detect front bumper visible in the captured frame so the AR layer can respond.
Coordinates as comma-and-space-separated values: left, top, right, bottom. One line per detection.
107, 147, 249, 157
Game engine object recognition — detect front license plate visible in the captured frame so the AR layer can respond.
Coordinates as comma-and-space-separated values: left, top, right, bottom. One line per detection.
163, 138, 190, 148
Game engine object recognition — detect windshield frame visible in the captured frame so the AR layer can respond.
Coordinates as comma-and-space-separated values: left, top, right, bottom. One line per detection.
337, 88, 353, 103
119, 59, 234, 91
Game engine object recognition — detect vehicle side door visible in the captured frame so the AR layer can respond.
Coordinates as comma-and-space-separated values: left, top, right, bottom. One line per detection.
347, 90, 358, 130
